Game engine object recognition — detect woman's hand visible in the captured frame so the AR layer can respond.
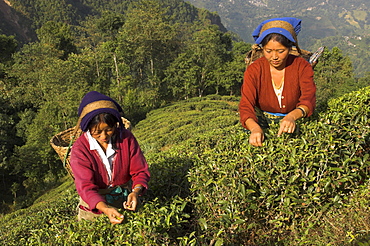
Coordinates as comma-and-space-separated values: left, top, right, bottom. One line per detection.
245, 118, 264, 147
249, 126, 264, 147
96, 201, 124, 224
278, 115, 296, 136
124, 192, 140, 211
277, 106, 307, 136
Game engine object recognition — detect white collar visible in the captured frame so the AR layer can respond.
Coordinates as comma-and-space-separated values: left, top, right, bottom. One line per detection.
86, 131, 115, 157
86, 131, 116, 182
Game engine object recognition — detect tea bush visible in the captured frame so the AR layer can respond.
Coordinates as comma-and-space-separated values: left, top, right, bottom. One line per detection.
0, 177, 193, 245
186, 87, 370, 245
0, 89, 369, 245
134, 95, 240, 153
289, 182, 370, 245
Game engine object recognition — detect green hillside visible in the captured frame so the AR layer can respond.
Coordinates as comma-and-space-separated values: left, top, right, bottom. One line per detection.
186, 0, 370, 76
0, 0, 226, 45
186, 0, 370, 43
1, 89, 369, 245
0, 0, 369, 244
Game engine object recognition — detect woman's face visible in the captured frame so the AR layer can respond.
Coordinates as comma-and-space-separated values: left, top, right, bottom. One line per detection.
263, 39, 290, 70
90, 122, 116, 146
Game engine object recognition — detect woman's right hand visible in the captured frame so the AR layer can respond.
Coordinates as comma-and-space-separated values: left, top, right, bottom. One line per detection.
105, 207, 124, 224
96, 201, 124, 224
249, 126, 264, 147
245, 119, 264, 147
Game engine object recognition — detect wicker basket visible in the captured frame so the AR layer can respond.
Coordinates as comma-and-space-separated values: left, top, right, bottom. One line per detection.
50, 117, 132, 179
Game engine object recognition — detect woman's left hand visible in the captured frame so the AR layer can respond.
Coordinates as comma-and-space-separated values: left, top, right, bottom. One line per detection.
278, 115, 296, 136
123, 192, 140, 211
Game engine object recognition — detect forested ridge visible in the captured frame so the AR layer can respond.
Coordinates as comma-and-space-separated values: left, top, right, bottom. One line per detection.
187, 0, 370, 77
187, 0, 370, 42
0, 0, 369, 244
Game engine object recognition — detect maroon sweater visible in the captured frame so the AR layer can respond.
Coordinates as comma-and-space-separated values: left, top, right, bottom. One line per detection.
239, 54, 316, 129
70, 129, 150, 210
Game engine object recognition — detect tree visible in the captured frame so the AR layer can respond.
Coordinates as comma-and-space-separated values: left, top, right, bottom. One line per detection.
356, 72, 370, 89
0, 35, 18, 63
164, 52, 201, 100
116, 0, 179, 85
104, 0, 181, 115
36, 21, 77, 59
314, 47, 355, 110
6, 43, 61, 108
214, 41, 251, 96
165, 24, 232, 98
96, 11, 125, 38
2, 38, 100, 207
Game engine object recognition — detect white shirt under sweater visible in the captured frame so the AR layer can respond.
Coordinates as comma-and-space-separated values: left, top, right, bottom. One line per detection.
273, 82, 284, 108
87, 131, 116, 184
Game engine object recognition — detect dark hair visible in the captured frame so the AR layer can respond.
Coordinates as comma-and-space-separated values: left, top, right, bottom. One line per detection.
88, 113, 119, 149
261, 33, 294, 48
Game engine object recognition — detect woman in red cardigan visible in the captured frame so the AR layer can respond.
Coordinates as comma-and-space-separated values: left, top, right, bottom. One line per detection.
70, 91, 150, 224
239, 17, 316, 147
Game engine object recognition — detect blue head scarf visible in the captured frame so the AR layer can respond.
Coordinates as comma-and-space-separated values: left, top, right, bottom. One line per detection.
77, 91, 124, 132
252, 17, 302, 45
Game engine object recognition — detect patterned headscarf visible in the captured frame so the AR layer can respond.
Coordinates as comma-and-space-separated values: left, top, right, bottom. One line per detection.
78, 91, 124, 132
252, 17, 302, 45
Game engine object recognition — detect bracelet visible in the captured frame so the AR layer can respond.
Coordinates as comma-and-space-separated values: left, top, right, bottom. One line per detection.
296, 107, 307, 117
132, 186, 143, 193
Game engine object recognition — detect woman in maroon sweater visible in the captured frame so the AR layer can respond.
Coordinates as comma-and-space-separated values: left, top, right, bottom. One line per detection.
239, 17, 316, 146
70, 91, 150, 224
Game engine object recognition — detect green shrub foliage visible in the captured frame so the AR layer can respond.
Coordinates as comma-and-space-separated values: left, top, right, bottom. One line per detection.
0, 0, 369, 244
5, 88, 370, 245
2, 0, 369, 216
0, 89, 369, 245
185, 87, 370, 244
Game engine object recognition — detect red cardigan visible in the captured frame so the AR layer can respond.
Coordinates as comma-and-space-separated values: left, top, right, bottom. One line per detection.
239, 55, 316, 129
70, 129, 150, 210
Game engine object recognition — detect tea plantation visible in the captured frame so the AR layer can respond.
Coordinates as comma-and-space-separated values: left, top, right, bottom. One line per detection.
0, 89, 369, 245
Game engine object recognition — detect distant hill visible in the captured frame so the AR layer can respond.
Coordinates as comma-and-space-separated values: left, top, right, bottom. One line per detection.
0, 0, 36, 43
1, 0, 368, 76
186, 0, 370, 76
0, 0, 226, 45
186, 0, 370, 44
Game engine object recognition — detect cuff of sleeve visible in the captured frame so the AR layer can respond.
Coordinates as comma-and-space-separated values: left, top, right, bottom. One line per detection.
89, 197, 106, 210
